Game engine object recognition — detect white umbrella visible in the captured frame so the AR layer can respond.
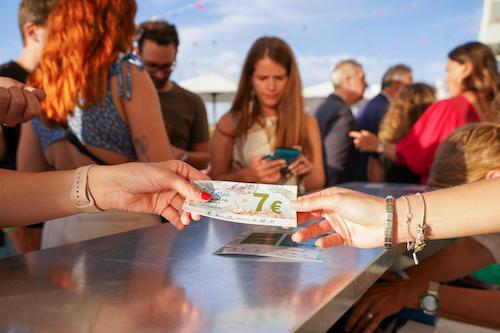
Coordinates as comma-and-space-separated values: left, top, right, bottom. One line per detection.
303, 81, 333, 98
303, 81, 332, 114
179, 73, 237, 124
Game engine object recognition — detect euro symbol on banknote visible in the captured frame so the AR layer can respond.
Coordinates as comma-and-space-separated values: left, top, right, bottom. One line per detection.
271, 201, 282, 214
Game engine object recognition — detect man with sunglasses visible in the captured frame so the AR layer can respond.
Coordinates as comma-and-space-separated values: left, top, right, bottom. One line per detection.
137, 20, 209, 170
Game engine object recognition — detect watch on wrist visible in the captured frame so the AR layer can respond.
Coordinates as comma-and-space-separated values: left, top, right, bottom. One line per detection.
376, 141, 386, 154
419, 281, 440, 315
70, 165, 103, 213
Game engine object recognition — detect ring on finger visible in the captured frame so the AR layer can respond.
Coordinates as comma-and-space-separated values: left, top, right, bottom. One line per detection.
365, 312, 374, 320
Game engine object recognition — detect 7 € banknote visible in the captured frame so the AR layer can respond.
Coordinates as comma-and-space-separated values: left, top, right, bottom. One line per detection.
182, 180, 298, 228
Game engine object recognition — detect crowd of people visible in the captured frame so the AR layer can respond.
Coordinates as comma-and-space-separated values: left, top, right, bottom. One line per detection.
0, 0, 500, 332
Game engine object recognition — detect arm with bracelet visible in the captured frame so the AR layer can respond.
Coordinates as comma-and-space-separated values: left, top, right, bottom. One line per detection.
0, 161, 211, 229
291, 178, 500, 249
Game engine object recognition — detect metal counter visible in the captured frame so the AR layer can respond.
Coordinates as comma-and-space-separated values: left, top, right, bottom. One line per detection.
0, 182, 423, 333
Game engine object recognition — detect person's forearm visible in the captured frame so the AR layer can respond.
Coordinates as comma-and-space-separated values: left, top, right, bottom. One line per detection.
439, 285, 500, 329
405, 238, 495, 282
382, 142, 397, 162
395, 179, 500, 244
0, 169, 78, 227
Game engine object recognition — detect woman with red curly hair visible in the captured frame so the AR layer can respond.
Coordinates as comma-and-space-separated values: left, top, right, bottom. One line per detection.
17, 0, 175, 248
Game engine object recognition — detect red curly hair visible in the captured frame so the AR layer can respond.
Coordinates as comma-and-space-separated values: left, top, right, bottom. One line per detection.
30, 0, 137, 124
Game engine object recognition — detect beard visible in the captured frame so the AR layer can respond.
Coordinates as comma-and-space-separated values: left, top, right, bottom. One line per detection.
150, 76, 169, 90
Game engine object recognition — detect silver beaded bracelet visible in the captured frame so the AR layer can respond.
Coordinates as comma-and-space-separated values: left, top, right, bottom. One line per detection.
384, 195, 394, 249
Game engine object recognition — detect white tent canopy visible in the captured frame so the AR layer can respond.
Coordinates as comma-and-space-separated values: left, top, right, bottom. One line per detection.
179, 73, 237, 124
303, 81, 332, 98
179, 72, 237, 100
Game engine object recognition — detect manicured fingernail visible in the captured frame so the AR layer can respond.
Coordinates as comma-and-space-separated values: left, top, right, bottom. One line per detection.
201, 192, 212, 201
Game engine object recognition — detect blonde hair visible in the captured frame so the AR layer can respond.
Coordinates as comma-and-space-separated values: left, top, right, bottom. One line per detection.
429, 123, 500, 189
378, 83, 436, 143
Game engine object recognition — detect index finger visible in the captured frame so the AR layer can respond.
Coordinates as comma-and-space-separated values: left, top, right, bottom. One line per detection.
168, 160, 210, 182
348, 131, 362, 139
0, 87, 10, 124
166, 173, 211, 203
294, 186, 355, 202
291, 193, 338, 213
23, 86, 46, 100
21, 89, 42, 122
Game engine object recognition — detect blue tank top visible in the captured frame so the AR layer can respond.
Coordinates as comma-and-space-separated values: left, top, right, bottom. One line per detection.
32, 54, 143, 160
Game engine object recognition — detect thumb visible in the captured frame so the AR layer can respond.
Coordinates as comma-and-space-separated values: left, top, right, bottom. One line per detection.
167, 172, 212, 202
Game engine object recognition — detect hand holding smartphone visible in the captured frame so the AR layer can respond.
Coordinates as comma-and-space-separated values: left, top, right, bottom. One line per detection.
263, 147, 301, 173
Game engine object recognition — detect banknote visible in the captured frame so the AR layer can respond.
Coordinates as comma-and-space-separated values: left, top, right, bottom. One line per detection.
214, 226, 324, 262
182, 180, 298, 227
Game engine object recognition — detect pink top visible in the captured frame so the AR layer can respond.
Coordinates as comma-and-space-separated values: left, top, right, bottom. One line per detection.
396, 95, 480, 184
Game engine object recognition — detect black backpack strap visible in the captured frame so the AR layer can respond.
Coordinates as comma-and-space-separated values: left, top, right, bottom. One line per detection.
66, 131, 108, 165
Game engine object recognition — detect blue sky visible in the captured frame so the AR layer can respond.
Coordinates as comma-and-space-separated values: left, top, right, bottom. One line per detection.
0, 0, 484, 87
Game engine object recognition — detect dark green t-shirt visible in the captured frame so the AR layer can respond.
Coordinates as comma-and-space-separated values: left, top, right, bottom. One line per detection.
158, 83, 209, 151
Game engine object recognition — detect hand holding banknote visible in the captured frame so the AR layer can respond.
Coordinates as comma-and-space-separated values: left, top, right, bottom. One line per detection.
291, 187, 384, 248
182, 180, 298, 228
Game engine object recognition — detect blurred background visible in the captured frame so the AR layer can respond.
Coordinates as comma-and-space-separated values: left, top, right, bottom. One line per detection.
0, 0, 497, 123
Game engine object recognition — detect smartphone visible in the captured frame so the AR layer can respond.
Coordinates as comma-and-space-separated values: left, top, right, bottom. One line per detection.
263, 147, 301, 168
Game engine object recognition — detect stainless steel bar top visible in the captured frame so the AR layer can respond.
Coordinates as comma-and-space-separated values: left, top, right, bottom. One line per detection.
0, 182, 422, 333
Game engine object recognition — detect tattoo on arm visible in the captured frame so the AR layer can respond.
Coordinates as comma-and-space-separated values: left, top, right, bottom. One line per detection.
133, 135, 150, 161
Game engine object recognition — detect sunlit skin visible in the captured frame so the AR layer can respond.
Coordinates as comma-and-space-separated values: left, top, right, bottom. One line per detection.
251, 57, 289, 116
348, 66, 368, 103
140, 39, 177, 92
336, 66, 367, 106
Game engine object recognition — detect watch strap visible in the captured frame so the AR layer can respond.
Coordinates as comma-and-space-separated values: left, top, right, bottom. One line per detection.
70, 164, 103, 213
427, 281, 439, 295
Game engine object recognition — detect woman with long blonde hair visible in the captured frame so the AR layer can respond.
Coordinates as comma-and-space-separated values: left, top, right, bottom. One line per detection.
17, 0, 175, 248
368, 83, 436, 182
209, 37, 324, 192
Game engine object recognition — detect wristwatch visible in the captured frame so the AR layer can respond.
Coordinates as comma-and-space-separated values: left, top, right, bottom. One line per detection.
419, 281, 440, 315
376, 141, 386, 154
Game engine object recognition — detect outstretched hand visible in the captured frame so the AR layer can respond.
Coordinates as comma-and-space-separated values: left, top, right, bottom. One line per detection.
291, 187, 385, 248
348, 130, 380, 153
0, 77, 46, 127
90, 160, 212, 230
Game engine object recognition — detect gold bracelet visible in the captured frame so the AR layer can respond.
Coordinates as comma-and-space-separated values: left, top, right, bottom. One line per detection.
411, 193, 428, 265
402, 195, 416, 251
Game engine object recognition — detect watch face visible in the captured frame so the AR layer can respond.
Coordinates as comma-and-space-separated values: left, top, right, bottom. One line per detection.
421, 295, 439, 312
